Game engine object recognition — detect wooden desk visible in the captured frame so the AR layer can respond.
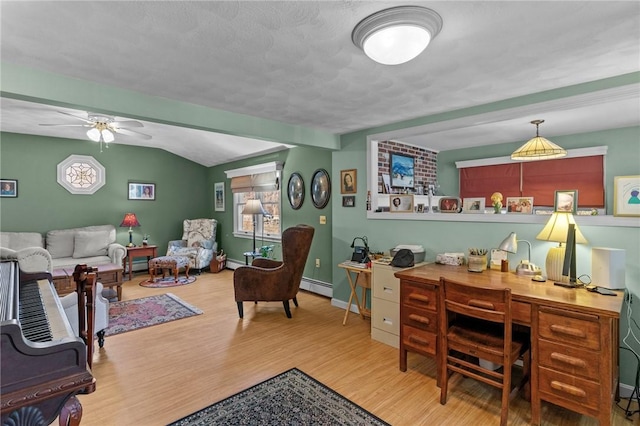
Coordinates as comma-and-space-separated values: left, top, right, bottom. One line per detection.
123, 245, 157, 281
338, 262, 371, 325
395, 264, 623, 426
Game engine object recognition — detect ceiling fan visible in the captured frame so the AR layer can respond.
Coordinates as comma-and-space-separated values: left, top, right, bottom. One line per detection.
40, 111, 152, 151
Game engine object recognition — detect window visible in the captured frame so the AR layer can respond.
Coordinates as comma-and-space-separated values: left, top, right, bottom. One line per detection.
56, 155, 105, 194
225, 162, 283, 241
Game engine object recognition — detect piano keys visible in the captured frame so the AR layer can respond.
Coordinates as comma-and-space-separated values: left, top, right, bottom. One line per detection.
1, 261, 95, 426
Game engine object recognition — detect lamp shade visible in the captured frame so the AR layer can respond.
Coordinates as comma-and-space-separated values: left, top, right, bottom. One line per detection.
242, 199, 267, 216
498, 232, 518, 254
120, 212, 140, 228
536, 212, 587, 244
511, 120, 567, 161
352, 6, 442, 65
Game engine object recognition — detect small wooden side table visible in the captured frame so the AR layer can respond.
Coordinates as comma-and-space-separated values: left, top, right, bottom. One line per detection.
338, 261, 372, 325
123, 245, 157, 281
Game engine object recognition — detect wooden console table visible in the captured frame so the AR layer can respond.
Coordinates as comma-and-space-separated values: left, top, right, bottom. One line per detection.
123, 245, 157, 281
395, 264, 623, 426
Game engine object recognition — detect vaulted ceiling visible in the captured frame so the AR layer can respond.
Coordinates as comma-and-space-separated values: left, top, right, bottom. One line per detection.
1, 1, 639, 166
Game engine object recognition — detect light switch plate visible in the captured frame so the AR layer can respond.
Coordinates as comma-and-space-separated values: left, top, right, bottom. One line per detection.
319, 215, 326, 224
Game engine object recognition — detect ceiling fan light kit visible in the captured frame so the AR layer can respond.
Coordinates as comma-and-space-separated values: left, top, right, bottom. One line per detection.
511, 119, 567, 161
352, 6, 442, 65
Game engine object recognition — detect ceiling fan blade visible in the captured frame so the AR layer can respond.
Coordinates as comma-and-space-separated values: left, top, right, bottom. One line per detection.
112, 120, 143, 128
55, 110, 94, 123
39, 123, 91, 127
114, 128, 152, 140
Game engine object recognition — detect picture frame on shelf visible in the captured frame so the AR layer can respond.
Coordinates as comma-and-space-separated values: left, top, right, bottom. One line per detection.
342, 195, 355, 207
416, 203, 425, 213
506, 197, 534, 214
340, 169, 356, 194
214, 182, 225, 211
128, 182, 155, 201
613, 175, 640, 217
439, 197, 461, 213
389, 194, 413, 213
0, 179, 18, 198
462, 197, 485, 214
381, 174, 391, 194
554, 190, 577, 213
390, 153, 414, 189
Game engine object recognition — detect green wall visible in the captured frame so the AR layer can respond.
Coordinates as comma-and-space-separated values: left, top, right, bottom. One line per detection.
0, 132, 211, 255
207, 145, 333, 283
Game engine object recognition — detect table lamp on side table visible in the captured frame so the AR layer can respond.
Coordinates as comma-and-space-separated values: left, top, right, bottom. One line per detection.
536, 212, 587, 282
120, 212, 141, 247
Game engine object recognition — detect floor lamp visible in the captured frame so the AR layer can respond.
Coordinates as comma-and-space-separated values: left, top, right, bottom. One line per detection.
242, 199, 267, 254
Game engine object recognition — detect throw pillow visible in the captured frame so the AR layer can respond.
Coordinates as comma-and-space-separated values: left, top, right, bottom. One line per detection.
72, 230, 109, 258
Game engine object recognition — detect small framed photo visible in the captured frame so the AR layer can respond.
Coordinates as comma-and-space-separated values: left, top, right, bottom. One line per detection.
381, 174, 391, 194
463, 197, 485, 214
214, 182, 225, 212
554, 190, 577, 213
416, 203, 425, 213
439, 197, 461, 213
506, 197, 534, 214
0, 179, 18, 198
340, 169, 356, 194
389, 194, 414, 213
613, 175, 640, 217
342, 195, 355, 207
128, 182, 155, 201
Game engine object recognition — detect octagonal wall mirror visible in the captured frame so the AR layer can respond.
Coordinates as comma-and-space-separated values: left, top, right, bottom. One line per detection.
311, 168, 331, 209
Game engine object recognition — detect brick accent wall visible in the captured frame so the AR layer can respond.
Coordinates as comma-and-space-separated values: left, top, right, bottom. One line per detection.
378, 141, 437, 193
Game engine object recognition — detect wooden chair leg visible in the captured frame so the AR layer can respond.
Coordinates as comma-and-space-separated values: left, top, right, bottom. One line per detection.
293, 297, 299, 307
237, 302, 243, 318
283, 300, 292, 318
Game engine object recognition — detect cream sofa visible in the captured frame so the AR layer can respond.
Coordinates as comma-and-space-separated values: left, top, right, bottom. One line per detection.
0, 225, 126, 271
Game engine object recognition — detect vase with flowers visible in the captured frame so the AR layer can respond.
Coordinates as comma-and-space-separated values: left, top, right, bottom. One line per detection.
491, 192, 503, 214
142, 234, 150, 246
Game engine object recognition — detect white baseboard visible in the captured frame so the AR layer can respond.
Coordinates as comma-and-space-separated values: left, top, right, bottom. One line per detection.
619, 382, 635, 399
331, 297, 362, 315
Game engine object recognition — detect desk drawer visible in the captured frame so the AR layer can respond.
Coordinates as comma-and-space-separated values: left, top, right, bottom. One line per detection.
402, 306, 437, 333
402, 282, 437, 311
372, 298, 399, 336
538, 339, 600, 380
401, 324, 437, 356
539, 366, 600, 413
538, 307, 600, 350
373, 277, 399, 303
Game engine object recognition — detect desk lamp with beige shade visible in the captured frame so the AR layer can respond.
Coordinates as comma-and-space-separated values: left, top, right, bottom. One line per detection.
536, 212, 587, 282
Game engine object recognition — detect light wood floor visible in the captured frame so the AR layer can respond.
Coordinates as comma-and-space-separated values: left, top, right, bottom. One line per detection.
77, 270, 634, 425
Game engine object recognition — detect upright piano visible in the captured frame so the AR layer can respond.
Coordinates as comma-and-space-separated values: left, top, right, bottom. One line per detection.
0, 261, 96, 426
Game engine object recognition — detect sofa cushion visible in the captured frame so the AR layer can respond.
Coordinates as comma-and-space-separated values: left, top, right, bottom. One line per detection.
46, 229, 75, 259
73, 230, 110, 258
0, 232, 44, 251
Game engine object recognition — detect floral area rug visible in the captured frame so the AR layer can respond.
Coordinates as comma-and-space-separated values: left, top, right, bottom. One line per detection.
139, 275, 196, 288
105, 293, 202, 337
167, 368, 390, 426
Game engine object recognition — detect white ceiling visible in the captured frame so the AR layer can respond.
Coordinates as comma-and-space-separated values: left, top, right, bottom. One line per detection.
1, 1, 639, 166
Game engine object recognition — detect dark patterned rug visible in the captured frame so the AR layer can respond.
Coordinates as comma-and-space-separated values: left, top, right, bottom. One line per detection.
167, 368, 390, 426
139, 275, 196, 288
105, 293, 203, 337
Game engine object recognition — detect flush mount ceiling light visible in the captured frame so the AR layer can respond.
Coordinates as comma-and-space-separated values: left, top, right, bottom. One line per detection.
511, 119, 567, 161
352, 6, 442, 65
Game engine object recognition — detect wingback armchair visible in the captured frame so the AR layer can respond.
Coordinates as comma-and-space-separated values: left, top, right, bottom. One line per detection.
234, 224, 315, 319
166, 219, 218, 272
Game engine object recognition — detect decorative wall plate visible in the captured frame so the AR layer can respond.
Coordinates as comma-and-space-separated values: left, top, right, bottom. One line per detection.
287, 172, 305, 210
311, 168, 331, 209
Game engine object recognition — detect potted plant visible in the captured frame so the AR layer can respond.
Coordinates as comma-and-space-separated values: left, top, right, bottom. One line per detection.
142, 234, 150, 246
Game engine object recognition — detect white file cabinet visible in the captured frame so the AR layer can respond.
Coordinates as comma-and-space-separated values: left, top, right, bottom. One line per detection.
371, 261, 424, 348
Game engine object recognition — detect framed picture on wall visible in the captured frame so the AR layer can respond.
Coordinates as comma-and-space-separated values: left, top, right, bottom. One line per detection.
390, 153, 414, 189
554, 190, 577, 213
214, 182, 225, 211
342, 195, 355, 207
613, 175, 640, 217
128, 182, 155, 201
0, 179, 18, 198
340, 169, 356, 194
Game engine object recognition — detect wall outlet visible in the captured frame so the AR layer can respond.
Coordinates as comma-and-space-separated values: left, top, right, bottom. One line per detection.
315, 258, 320, 268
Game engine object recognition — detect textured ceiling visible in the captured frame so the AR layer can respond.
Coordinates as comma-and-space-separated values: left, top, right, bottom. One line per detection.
1, 1, 639, 166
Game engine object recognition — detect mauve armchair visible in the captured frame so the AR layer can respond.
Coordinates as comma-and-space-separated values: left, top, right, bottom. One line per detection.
234, 224, 315, 319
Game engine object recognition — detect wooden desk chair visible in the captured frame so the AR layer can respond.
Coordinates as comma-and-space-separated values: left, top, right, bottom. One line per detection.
438, 278, 530, 426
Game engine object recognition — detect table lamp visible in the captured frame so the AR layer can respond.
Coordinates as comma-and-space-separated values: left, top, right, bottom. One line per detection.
242, 199, 267, 254
498, 232, 540, 275
536, 212, 587, 281
120, 212, 140, 247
